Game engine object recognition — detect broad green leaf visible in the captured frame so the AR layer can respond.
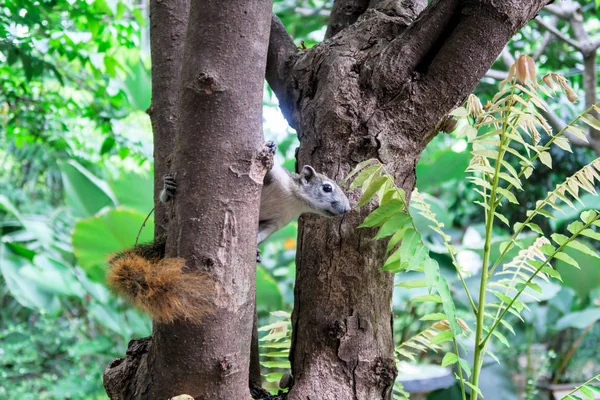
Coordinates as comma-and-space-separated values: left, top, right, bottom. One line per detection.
342, 159, 377, 185
386, 227, 409, 254
541, 266, 562, 281
555, 309, 600, 330
497, 187, 519, 204
359, 199, 405, 228
581, 209, 599, 224
539, 151, 552, 168
416, 146, 469, 190
579, 386, 595, 400
72, 208, 154, 282
431, 331, 454, 345
515, 282, 542, 294
349, 165, 381, 189
441, 352, 458, 367
411, 294, 442, 303
396, 280, 427, 289
420, 313, 447, 321
556, 246, 600, 297
89, 303, 127, 336
109, 170, 154, 214
554, 136, 572, 152
122, 55, 151, 111
567, 221, 586, 235
0, 250, 60, 313
264, 372, 284, 383
23, 255, 85, 298
257, 266, 283, 312
375, 213, 412, 239
458, 357, 472, 377
436, 276, 461, 334
424, 257, 440, 292
60, 160, 117, 218
566, 240, 600, 259
580, 229, 600, 241
357, 175, 388, 207
554, 252, 580, 269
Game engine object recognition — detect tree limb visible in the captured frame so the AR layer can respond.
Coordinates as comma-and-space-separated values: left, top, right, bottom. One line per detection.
543, 2, 578, 19
534, 16, 583, 51
147, 0, 190, 239
266, 14, 299, 128
325, 0, 370, 39
485, 69, 509, 80
501, 46, 515, 67
151, 0, 272, 397
414, 0, 552, 144
533, 20, 556, 61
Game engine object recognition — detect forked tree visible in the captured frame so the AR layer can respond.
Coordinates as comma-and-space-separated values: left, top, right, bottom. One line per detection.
103, 0, 552, 399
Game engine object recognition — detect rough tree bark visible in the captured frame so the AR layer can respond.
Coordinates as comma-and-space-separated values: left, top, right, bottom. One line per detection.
105, 0, 552, 398
266, 0, 551, 398
148, 0, 190, 239
103, 0, 272, 398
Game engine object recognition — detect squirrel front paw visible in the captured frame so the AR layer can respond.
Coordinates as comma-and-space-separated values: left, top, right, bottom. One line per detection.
160, 174, 177, 203
259, 141, 277, 171
265, 140, 277, 155
256, 247, 262, 263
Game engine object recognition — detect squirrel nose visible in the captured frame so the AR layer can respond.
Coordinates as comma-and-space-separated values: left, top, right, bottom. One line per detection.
343, 200, 351, 213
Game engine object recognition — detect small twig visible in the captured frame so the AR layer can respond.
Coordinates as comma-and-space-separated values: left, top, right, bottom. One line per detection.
534, 19, 556, 61
552, 322, 595, 384
135, 207, 155, 247
535, 16, 583, 51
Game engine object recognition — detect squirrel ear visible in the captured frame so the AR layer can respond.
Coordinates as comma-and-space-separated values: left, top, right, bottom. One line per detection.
300, 165, 316, 183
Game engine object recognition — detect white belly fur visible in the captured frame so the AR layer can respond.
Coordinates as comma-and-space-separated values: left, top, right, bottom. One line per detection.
258, 165, 306, 242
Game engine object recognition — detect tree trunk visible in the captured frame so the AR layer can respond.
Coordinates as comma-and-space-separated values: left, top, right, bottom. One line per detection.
148, 0, 190, 239
105, 0, 551, 398
104, 0, 272, 398
266, 1, 551, 398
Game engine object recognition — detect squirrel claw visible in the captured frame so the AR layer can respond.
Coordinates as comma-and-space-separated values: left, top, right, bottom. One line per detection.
265, 140, 277, 155
256, 248, 262, 263
160, 174, 177, 203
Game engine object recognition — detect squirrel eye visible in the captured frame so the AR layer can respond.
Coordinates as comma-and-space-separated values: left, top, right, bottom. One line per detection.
322, 183, 332, 193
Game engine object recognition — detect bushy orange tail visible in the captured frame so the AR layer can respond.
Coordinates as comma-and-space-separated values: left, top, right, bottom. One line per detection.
107, 250, 214, 323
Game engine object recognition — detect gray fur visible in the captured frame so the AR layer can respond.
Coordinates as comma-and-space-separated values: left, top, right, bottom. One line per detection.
159, 145, 351, 247
257, 163, 351, 244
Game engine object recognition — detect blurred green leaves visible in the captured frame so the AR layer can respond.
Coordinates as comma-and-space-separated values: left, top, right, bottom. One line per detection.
73, 208, 154, 282
61, 160, 117, 218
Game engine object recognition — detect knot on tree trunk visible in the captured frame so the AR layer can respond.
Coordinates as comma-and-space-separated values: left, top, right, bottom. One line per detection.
103, 337, 152, 400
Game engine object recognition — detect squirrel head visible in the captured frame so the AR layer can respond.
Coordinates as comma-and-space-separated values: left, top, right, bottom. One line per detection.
298, 165, 351, 217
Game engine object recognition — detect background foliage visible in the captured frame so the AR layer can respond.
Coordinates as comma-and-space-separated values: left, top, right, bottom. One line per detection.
1, 0, 599, 399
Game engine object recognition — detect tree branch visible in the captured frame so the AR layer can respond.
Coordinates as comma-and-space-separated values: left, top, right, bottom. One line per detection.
535, 16, 583, 51
533, 21, 555, 61
543, 2, 578, 19
325, 0, 370, 39
501, 46, 515, 67
368, 0, 427, 19
413, 0, 552, 144
147, 0, 190, 239
266, 14, 299, 128
369, 0, 461, 92
150, 0, 272, 397
485, 69, 509, 80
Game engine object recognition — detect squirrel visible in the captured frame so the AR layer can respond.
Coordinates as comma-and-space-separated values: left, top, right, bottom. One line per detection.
107, 141, 351, 322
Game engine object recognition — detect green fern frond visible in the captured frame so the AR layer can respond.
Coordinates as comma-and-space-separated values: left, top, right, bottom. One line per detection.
560, 372, 600, 399
258, 311, 292, 383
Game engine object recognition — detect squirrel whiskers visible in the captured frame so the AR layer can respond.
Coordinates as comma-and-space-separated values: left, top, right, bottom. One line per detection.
107, 247, 214, 323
